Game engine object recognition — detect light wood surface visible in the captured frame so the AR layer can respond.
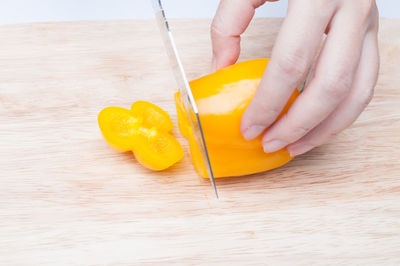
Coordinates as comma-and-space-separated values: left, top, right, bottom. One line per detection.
1, 18, 399, 265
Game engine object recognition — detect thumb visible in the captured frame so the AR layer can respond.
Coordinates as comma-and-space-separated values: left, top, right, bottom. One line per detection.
211, 0, 272, 71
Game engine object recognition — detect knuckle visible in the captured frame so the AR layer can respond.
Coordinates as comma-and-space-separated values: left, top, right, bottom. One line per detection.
282, 115, 312, 139
275, 51, 309, 77
210, 22, 223, 38
245, 98, 283, 127
258, 104, 282, 124
292, 123, 312, 138
318, 72, 352, 100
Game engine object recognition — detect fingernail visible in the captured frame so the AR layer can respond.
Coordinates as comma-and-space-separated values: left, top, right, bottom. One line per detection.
242, 125, 265, 141
262, 139, 287, 153
211, 54, 217, 72
288, 144, 313, 157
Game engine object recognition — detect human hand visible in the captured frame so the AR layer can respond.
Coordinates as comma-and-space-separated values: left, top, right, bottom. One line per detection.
211, 0, 379, 156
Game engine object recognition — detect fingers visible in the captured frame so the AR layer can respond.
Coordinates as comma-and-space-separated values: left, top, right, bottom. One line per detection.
287, 10, 380, 156
211, 0, 269, 71
260, 2, 376, 153
240, 0, 335, 141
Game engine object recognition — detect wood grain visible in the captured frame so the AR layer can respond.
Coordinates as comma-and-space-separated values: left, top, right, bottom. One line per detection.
0, 18, 399, 265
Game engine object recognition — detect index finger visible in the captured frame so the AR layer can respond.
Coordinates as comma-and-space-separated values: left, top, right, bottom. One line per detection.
240, 0, 336, 140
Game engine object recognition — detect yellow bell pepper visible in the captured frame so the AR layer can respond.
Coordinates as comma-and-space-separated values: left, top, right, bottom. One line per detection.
175, 59, 299, 178
98, 101, 184, 171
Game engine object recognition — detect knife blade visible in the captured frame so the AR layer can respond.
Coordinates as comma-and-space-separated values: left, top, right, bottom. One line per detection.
151, 0, 218, 198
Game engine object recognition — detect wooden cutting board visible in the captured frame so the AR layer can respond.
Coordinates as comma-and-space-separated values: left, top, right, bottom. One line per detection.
1, 18, 399, 265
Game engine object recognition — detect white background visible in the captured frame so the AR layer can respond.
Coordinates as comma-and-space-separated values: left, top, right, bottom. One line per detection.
0, 0, 398, 26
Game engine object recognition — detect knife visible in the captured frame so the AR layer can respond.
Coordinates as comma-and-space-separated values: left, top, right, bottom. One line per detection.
151, 0, 218, 198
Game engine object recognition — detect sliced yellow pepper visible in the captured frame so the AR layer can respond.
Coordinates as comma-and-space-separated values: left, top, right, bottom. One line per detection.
98, 101, 184, 171
175, 59, 299, 178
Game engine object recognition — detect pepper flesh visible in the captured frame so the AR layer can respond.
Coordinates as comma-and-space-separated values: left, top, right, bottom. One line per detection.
175, 59, 299, 178
98, 101, 184, 171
